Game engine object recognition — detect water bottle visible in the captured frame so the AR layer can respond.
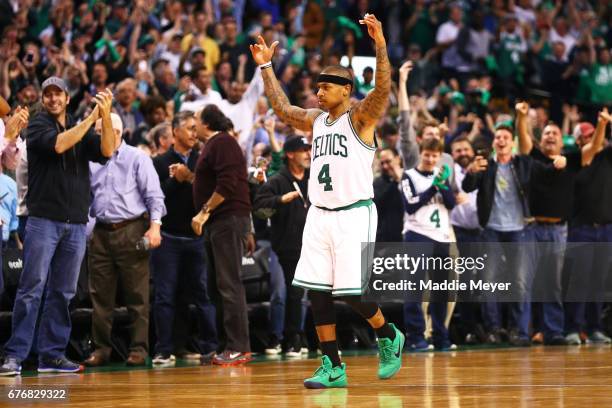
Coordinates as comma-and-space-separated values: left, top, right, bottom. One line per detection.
136, 236, 150, 251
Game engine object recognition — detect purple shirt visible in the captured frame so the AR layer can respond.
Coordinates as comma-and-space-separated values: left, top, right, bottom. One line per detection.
90, 142, 166, 223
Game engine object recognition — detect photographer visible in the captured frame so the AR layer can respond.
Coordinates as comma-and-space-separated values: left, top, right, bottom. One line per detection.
85, 113, 166, 368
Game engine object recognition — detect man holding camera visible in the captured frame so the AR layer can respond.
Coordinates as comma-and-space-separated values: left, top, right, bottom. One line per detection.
85, 112, 166, 367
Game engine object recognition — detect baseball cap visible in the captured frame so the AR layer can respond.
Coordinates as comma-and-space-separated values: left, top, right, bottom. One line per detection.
573, 122, 595, 139
190, 47, 206, 57
41, 76, 68, 94
284, 136, 311, 152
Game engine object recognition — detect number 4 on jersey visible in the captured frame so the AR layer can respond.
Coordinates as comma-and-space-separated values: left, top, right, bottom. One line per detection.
430, 209, 440, 228
318, 164, 333, 191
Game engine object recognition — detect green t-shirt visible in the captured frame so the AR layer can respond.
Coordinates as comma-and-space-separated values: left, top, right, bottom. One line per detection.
408, 7, 436, 52
588, 64, 612, 104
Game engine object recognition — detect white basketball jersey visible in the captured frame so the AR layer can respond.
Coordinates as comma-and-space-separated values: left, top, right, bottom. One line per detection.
309, 111, 376, 209
401, 167, 452, 242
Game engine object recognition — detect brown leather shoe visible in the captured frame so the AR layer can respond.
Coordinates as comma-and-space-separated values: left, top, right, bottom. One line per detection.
126, 353, 146, 366
83, 353, 108, 367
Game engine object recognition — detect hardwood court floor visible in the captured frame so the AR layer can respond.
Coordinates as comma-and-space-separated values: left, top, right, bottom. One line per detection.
1, 346, 612, 407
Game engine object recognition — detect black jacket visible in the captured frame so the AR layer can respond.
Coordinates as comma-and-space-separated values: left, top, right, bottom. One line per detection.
252, 166, 309, 259
26, 110, 107, 224
373, 173, 403, 242
462, 155, 557, 228
153, 147, 199, 237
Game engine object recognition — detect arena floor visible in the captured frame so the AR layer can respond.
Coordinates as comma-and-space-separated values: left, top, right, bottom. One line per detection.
1, 346, 611, 407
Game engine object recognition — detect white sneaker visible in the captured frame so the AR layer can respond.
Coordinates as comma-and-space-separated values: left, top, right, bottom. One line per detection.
152, 354, 176, 365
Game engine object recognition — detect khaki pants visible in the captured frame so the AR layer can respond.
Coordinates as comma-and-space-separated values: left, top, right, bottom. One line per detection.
88, 219, 150, 359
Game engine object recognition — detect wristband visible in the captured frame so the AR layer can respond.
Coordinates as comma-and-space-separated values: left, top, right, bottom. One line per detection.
259, 62, 273, 70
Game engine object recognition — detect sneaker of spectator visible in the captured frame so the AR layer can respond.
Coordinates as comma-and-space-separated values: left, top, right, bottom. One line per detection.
0, 357, 21, 377
152, 354, 176, 365
508, 330, 531, 348
564, 332, 582, 346
586, 331, 612, 344
485, 331, 502, 345
285, 334, 304, 358
406, 338, 434, 352
265, 335, 282, 355
212, 351, 253, 366
200, 351, 217, 365
38, 357, 84, 374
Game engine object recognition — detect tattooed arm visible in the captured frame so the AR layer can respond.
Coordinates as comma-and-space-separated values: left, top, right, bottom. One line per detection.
250, 36, 322, 131
350, 14, 391, 147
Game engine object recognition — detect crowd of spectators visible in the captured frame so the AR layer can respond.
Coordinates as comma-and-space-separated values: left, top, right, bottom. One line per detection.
0, 0, 611, 373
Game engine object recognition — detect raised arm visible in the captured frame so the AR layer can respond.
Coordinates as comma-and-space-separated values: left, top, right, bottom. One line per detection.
249, 36, 322, 132
582, 108, 611, 166
515, 101, 533, 155
397, 61, 419, 169
350, 14, 391, 146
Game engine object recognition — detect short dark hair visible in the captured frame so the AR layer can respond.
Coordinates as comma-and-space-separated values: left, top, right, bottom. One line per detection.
419, 138, 444, 153
190, 65, 208, 80
200, 104, 233, 132
150, 122, 172, 149
379, 122, 398, 138
172, 110, 195, 129
495, 124, 514, 134
417, 119, 440, 137
450, 135, 472, 149
140, 95, 166, 117
380, 146, 400, 157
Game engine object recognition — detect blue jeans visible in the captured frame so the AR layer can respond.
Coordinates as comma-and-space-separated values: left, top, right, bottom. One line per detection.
564, 224, 612, 334
258, 240, 286, 340
403, 231, 450, 348
480, 227, 535, 339
531, 223, 566, 340
152, 233, 218, 354
4, 217, 86, 361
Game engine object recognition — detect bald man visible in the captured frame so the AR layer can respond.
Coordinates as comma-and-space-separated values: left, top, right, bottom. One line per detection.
86, 112, 166, 367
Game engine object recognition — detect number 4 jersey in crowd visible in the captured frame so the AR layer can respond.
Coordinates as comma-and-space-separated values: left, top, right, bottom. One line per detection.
401, 168, 453, 243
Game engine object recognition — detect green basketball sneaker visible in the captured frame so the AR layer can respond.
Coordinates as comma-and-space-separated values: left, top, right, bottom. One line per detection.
304, 355, 348, 389
377, 323, 405, 379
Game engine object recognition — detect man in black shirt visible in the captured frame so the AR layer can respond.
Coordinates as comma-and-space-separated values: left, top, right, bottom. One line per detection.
0, 77, 115, 376
253, 136, 311, 356
516, 102, 599, 345
373, 147, 404, 242
151, 111, 218, 365
563, 110, 612, 345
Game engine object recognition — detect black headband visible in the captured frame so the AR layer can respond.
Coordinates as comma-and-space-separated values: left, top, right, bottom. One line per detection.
317, 74, 353, 87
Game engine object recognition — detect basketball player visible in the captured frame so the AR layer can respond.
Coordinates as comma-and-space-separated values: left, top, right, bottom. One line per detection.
250, 14, 404, 389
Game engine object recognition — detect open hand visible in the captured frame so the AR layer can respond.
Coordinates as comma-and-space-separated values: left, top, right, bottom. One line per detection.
249, 35, 279, 65
95, 88, 113, 118
399, 61, 413, 82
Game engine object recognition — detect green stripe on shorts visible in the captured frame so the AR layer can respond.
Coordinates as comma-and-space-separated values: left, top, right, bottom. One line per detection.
293, 278, 333, 291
